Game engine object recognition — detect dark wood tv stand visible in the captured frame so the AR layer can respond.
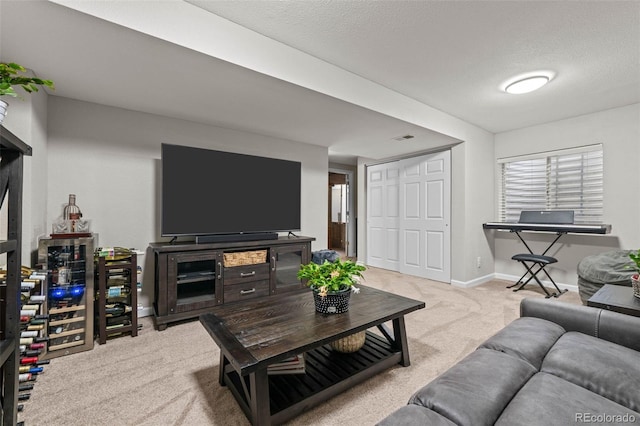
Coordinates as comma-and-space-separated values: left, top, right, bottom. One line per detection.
150, 235, 315, 330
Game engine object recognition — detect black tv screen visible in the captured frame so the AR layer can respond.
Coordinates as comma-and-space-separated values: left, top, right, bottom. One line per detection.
161, 144, 301, 237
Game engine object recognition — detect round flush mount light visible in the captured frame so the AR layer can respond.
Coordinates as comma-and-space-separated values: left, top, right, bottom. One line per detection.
502, 71, 555, 94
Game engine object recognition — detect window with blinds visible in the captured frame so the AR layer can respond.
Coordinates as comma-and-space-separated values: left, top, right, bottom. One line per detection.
498, 145, 603, 224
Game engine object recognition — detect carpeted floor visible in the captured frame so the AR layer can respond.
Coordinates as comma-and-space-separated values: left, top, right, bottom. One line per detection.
19, 267, 580, 425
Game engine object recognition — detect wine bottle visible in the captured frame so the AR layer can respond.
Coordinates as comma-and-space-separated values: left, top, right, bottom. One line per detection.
20, 282, 35, 291
29, 295, 46, 303
19, 365, 43, 374
18, 373, 35, 382
20, 356, 39, 365
105, 302, 132, 317
104, 285, 131, 298
95, 247, 133, 261
26, 324, 45, 331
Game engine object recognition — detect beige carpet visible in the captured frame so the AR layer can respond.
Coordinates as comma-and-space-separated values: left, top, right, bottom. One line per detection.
19, 267, 580, 426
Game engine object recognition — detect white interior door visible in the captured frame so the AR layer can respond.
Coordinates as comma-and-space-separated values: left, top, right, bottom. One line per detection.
398, 151, 450, 282
366, 162, 400, 270
367, 150, 451, 283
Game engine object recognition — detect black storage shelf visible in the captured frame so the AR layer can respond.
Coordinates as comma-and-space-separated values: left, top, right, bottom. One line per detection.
0, 125, 31, 425
223, 331, 400, 424
95, 254, 138, 345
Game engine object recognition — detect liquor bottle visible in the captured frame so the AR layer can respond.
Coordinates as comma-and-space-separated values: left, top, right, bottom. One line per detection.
63, 194, 82, 221
63, 194, 83, 232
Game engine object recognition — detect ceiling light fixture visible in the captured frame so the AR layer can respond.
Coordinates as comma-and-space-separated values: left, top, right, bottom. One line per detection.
504, 75, 551, 94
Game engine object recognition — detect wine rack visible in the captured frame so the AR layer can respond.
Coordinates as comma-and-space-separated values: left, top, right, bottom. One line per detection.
17, 269, 48, 419
0, 125, 32, 425
95, 251, 138, 344
38, 236, 95, 359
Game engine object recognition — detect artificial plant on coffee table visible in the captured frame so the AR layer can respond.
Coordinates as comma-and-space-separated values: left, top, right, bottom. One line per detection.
297, 258, 366, 297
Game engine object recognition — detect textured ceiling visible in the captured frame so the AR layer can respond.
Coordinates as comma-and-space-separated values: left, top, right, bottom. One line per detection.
1, 1, 639, 164
189, 0, 640, 133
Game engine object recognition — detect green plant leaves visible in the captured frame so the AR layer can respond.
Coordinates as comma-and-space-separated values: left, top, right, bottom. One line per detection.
629, 249, 640, 273
297, 258, 366, 293
0, 62, 54, 97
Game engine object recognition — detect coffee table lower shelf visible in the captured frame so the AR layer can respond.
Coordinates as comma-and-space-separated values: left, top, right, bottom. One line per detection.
222, 331, 399, 425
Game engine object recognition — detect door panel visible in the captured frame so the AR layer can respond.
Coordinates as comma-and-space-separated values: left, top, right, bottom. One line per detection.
367, 150, 450, 282
367, 162, 400, 270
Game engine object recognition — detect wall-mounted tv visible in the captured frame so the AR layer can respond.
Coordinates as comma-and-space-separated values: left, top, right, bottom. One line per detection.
161, 143, 301, 241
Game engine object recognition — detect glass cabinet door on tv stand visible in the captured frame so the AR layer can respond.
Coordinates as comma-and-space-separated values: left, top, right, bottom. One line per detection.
270, 243, 311, 294
38, 236, 94, 359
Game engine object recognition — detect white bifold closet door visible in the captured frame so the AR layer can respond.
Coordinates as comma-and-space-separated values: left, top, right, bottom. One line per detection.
367, 150, 450, 283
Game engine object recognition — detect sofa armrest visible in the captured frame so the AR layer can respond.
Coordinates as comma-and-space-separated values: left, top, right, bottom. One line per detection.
520, 298, 640, 352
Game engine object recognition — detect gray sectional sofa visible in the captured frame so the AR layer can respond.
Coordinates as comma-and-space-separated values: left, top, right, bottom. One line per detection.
378, 298, 640, 426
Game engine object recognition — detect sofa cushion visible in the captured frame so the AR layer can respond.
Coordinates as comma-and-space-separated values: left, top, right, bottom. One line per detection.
478, 316, 565, 369
542, 331, 640, 412
375, 404, 457, 426
409, 348, 537, 426
496, 372, 640, 426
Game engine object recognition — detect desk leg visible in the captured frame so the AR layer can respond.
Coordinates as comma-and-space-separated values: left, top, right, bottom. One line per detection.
249, 369, 270, 426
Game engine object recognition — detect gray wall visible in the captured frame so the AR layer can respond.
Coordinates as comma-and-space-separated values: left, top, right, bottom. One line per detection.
41, 96, 328, 313
493, 103, 640, 288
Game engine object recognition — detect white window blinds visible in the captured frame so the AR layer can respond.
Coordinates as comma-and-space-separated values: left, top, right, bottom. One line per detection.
498, 145, 603, 224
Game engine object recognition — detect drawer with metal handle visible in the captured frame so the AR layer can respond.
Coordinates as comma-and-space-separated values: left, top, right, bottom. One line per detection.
223, 280, 270, 303
223, 263, 270, 285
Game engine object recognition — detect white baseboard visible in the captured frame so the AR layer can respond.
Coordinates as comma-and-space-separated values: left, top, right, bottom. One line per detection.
493, 272, 578, 293
137, 306, 154, 318
451, 273, 578, 293
451, 273, 495, 288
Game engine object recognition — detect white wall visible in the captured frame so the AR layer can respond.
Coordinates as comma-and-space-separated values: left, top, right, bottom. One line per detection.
2, 90, 49, 267
493, 103, 640, 287
46, 97, 328, 313
356, 123, 496, 287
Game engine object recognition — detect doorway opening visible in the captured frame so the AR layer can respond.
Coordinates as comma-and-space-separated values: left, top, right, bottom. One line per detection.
328, 169, 355, 259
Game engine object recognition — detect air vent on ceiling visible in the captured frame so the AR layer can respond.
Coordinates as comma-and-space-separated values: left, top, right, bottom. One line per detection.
392, 134, 415, 141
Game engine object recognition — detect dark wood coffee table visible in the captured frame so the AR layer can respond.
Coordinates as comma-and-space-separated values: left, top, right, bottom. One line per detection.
199, 285, 425, 425
587, 284, 640, 317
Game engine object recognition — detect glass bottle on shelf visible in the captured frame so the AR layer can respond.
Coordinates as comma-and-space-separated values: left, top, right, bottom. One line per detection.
95, 247, 133, 261
62, 194, 83, 233
63, 194, 82, 221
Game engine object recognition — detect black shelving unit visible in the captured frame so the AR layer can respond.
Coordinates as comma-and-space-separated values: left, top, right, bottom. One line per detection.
0, 125, 32, 425
95, 253, 138, 344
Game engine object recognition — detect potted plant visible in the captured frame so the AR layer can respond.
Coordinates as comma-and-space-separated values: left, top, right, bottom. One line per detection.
629, 249, 640, 299
0, 62, 54, 124
297, 258, 366, 314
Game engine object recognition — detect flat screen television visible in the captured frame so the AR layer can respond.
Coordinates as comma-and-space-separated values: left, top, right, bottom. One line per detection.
161, 143, 301, 241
